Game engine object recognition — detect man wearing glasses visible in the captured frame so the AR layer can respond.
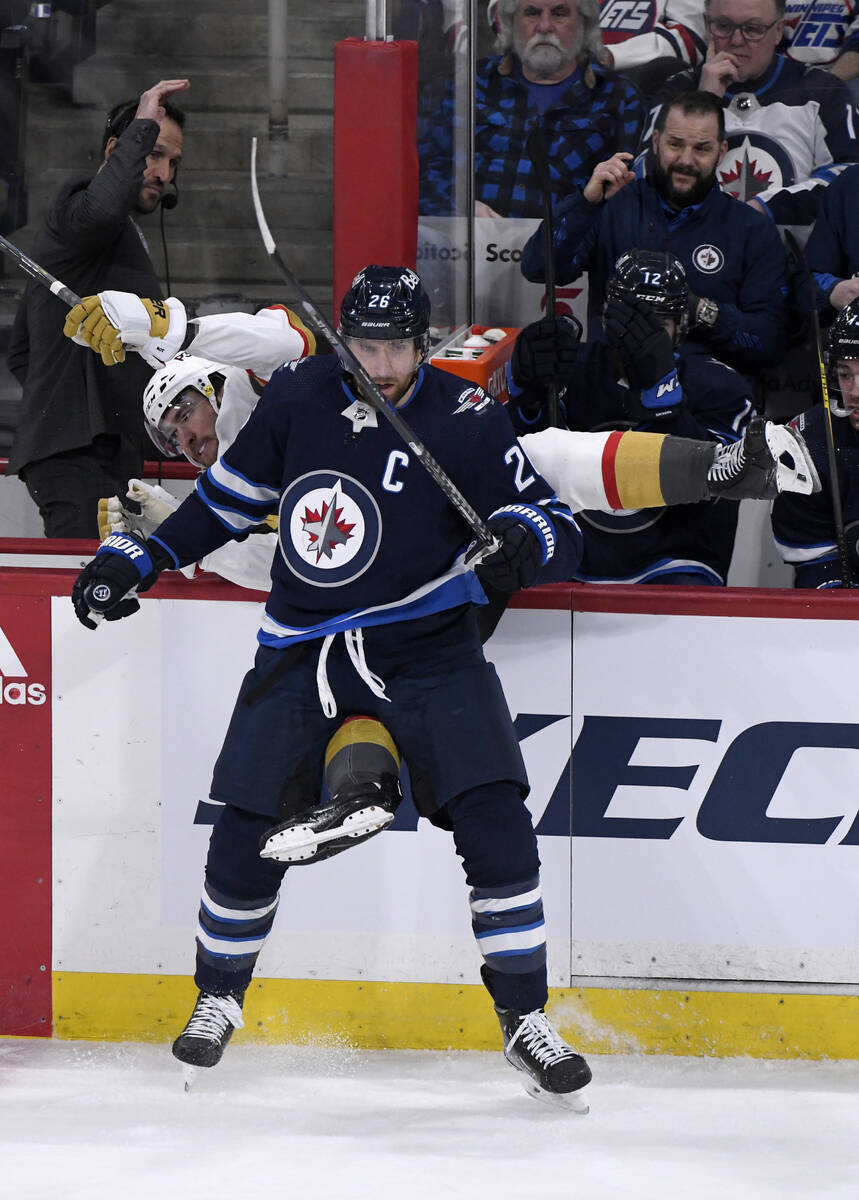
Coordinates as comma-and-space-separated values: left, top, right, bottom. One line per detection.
649, 0, 859, 239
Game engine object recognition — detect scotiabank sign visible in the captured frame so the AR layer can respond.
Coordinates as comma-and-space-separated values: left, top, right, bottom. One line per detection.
0, 596, 52, 1035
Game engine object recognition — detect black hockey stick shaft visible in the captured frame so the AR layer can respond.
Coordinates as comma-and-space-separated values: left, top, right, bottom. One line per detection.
0, 231, 81, 306
786, 231, 853, 588
249, 138, 496, 552
525, 124, 561, 428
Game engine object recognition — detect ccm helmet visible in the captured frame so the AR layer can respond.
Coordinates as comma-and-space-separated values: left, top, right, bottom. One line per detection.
142, 352, 228, 458
606, 249, 689, 334
339, 265, 432, 357
825, 299, 859, 417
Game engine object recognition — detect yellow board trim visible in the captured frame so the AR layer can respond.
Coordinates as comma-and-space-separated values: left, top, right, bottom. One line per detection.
50, 973, 859, 1060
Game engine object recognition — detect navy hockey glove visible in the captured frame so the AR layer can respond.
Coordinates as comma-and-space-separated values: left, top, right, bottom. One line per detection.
510, 315, 582, 392
71, 533, 171, 629
474, 515, 543, 595
603, 295, 679, 387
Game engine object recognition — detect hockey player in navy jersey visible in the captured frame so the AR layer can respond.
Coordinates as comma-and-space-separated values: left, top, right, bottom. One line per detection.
69, 265, 592, 1109
512, 249, 757, 584
772, 299, 859, 586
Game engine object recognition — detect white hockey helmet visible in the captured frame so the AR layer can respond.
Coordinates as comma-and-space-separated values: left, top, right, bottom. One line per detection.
142, 353, 229, 458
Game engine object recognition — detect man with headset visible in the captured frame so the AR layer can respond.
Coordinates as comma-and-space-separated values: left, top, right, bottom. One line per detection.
5, 77, 188, 538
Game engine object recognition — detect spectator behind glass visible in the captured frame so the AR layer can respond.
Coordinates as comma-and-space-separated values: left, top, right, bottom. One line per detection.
647, 0, 859, 239
597, 0, 709, 98
418, 0, 646, 217
521, 90, 791, 375
488, 0, 708, 92
5, 78, 189, 539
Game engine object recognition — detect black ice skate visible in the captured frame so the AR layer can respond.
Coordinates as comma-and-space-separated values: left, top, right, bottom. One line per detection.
259, 778, 401, 865
172, 990, 245, 1086
496, 1006, 591, 1113
707, 416, 819, 501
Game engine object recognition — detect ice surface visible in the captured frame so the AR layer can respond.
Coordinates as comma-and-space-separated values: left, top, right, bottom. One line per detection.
0, 1040, 856, 1200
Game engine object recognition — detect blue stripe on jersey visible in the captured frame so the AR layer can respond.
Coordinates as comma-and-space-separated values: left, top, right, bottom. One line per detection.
258, 561, 486, 647
207, 457, 281, 506
573, 557, 724, 585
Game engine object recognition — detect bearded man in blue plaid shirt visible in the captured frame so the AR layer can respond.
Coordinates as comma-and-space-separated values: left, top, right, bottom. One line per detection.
418, 0, 646, 218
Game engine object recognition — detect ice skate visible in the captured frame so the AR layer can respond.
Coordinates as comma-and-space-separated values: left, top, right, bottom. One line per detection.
707, 416, 819, 501
496, 1007, 591, 1113
172, 990, 245, 1081
260, 780, 400, 865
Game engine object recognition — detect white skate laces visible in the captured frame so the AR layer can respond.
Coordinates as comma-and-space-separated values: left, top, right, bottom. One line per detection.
181, 993, 244, 1040
505, 1010, 578, 1067
708, 438, 745, 487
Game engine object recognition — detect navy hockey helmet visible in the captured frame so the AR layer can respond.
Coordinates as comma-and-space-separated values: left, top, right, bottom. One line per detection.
339, 266, 432, 357
606, 249, 689, 334
825, 298, 859, 417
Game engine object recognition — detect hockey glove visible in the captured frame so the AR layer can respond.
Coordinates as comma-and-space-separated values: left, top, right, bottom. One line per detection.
98, 479, 181, 541
510, 315, 582, 391
64, 291, 187, 367
603, 295, 679, 394
473, 515, 543, 595
71, 532, 172, 629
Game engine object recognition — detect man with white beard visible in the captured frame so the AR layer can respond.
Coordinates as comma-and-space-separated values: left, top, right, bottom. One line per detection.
418, 0, 646, 217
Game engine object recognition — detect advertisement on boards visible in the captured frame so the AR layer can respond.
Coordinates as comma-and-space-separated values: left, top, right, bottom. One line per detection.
48, 593, 859, 989
0, 595, 52, 1035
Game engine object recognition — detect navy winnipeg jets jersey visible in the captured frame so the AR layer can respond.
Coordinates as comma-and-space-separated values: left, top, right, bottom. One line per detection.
150, 356, 583, 644
772, 404, 859, 587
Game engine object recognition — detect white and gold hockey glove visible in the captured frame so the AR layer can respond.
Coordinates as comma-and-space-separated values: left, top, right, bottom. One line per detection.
64, 291, 187, 367
97, 478, 180, 541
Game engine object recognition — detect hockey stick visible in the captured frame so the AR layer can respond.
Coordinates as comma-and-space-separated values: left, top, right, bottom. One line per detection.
785, 231, 853, 588
249, 137, 496, 554
525, 124, 561, 428
0, 231, 82, 306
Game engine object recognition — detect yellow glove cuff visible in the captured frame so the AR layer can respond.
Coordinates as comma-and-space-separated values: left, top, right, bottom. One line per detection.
141, 298, 171, 338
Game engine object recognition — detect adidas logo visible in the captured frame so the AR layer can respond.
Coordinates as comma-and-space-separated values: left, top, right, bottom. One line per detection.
0, 623, 46, 705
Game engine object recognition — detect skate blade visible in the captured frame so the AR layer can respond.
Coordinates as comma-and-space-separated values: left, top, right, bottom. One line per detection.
521, 1079, 590, 1114
182, 1064, 198, 1093
766, 422, 819, 496
260, 807, 395, 862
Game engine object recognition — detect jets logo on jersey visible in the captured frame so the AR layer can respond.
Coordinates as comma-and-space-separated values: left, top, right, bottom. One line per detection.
0, 622, 47, 705
278, 470, 382, 587
718, 133, 794, 201
600, 0, 656, 41
692, 244, 725, 274
453, 385, 492, 415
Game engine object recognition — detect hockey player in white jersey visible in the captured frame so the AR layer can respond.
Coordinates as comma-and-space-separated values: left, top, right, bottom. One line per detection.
82, 302, 316, 591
